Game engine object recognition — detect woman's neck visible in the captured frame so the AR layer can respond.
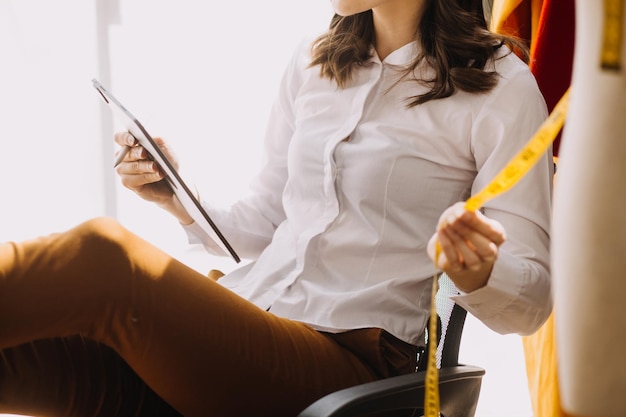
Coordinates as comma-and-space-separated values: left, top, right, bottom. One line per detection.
372, 1, 426, 60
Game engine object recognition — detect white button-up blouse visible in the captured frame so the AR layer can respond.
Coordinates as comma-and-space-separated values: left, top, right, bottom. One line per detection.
185, 39, 553, 345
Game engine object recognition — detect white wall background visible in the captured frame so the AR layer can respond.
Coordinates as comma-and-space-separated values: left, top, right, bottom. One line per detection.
0, 1, 533, 416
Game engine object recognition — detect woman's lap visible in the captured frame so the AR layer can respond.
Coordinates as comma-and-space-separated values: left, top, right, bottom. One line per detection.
0, 217, 416, 416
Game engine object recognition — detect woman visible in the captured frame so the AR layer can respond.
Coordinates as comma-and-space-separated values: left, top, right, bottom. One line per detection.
0, 0, 553, 416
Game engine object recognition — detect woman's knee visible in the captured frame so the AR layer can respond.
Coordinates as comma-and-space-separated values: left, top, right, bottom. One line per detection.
71, 217, 134, 260
73, 217, 129, 244
66, 217, 140, 290
68, 218, 144, 340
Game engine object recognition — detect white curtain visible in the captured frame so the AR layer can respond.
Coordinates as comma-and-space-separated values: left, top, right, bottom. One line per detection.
0, 1, 104, 239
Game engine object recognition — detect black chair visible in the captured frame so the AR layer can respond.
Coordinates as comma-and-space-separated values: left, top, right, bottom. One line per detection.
297, 273, 485, 417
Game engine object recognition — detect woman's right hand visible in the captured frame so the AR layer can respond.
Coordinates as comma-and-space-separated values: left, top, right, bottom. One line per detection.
113, 132, 194, 224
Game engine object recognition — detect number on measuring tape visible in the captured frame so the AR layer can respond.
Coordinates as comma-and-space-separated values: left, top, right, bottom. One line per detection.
601, 0, 624, 71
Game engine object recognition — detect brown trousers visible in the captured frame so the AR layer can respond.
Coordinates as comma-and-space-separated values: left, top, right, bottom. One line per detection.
0, 217, 418, 417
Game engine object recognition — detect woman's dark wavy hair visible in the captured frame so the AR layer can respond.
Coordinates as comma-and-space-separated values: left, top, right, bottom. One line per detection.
309, 0, 529, 106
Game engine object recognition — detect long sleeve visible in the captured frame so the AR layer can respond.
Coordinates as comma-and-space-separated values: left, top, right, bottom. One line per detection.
451, 55, 553, 335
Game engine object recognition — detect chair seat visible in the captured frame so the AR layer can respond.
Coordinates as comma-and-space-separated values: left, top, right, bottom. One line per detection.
298, 365, 485, 417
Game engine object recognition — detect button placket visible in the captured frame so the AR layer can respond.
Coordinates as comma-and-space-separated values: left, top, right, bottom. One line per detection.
292, 62, 384, 282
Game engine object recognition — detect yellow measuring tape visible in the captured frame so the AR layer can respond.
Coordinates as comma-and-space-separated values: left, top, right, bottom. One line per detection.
424, 265, 440, 416
425, 87, 571, 417
601, 0, 624, 71
465, 87, 571, 212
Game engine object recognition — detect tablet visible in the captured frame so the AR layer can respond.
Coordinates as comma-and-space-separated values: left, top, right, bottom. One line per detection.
92, 79, 240, 263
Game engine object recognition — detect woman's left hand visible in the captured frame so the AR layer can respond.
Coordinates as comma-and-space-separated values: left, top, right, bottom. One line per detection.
427, 202, 506, 293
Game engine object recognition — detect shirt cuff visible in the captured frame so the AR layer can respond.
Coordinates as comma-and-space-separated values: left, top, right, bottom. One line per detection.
450, 250, 526, 332
181, 221, 227, 256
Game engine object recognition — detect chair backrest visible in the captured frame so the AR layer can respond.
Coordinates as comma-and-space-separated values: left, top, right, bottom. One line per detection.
434, 273, 467, 368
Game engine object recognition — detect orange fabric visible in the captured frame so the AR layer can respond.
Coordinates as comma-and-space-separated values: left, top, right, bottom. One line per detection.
522, 313, 576, 417
490, 0, 543, 51
491, 1, 576, 416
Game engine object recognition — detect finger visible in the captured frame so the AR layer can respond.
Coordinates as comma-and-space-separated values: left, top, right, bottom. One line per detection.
437, 229, 464, 272
457, 210, 506, 245
116, 159, 160, 176
119, 170, 165, 190
152, 137, 179, 170
447, 220, 499, 263
114, 131, 136, 147
125, 145, 147, 162
441, 227, 486, 271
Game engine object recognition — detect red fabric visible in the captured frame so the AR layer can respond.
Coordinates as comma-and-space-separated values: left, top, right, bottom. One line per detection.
529, 0, 576, 156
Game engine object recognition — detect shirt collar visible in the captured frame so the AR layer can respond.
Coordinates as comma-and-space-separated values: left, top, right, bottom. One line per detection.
370, 41, 420, 67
